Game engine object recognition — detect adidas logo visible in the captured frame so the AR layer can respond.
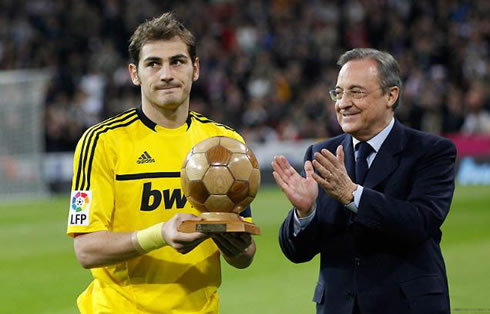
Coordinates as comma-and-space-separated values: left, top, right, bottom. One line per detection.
137, 151, 155, 164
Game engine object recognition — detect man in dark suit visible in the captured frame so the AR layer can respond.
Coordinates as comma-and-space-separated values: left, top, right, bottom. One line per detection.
272, 48, 456, 314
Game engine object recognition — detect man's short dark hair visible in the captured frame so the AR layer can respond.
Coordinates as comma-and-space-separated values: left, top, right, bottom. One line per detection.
128, 12, 196, 66
337, 48, 402, 109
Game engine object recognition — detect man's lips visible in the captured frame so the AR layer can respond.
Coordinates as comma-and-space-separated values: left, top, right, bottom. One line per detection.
341, 111, 360, 117
155, 85, 179, 90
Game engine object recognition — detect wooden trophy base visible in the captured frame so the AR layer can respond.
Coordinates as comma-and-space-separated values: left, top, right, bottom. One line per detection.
178, 212, 261, 235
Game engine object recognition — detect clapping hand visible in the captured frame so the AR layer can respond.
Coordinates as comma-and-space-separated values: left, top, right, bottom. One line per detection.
272, 155, 318, 217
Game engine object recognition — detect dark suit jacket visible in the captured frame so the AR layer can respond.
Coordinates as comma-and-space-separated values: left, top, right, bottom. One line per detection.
279, 120, 456, 314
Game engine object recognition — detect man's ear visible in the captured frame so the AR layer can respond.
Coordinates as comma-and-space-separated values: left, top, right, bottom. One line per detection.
192, 57, 200, 82
128, 63, 140, 86
386, 86, 400, 108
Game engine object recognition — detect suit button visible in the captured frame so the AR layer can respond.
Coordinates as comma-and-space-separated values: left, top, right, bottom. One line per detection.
354, 257, 361, 266
347, 291, 355, 298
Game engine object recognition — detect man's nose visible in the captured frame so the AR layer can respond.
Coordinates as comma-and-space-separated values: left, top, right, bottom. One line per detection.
336, 96, 352, 109
159, 63, 173, 81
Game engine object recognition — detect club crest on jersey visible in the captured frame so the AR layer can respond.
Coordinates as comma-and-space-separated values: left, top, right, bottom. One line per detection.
68, 190, 91, 225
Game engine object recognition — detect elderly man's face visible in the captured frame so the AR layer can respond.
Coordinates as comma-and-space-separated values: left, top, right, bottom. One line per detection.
334, 58, 398, 141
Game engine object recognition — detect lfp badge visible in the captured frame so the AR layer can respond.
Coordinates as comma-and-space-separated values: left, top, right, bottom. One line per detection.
68, 191, 91, 225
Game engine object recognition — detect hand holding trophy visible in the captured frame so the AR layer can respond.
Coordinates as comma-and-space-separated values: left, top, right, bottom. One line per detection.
179, 136, 261, 234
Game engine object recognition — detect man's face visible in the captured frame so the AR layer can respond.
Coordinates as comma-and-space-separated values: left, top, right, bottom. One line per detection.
129, 37, 199, 111
334, 59, 397, 141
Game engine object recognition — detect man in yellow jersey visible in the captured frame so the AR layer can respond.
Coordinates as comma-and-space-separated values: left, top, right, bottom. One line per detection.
67, 12, 256, 313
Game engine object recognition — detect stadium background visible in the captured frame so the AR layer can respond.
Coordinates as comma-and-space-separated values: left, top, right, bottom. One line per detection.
0, 0, 489, 313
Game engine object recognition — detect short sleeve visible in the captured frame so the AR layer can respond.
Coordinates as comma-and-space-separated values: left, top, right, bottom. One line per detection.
67, 130, 115, 237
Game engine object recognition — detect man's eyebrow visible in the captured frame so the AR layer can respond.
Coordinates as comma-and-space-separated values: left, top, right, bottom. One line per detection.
335, 84, 367, 90
348, 85, 367, 90
170, 54, 189, 60
143, 56, 162, 63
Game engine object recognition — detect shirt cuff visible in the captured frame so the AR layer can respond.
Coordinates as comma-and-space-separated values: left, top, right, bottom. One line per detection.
292, 203, 317, 236
345, 185, 364, 213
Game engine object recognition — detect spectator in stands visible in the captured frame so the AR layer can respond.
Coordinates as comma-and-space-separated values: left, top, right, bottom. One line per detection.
461, 82, 490, 135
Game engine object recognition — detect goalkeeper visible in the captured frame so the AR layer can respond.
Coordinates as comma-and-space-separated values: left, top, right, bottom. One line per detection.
66, 12, 255, 313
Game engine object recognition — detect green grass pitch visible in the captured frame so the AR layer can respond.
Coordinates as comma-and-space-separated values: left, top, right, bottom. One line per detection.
0, 185, 488, 313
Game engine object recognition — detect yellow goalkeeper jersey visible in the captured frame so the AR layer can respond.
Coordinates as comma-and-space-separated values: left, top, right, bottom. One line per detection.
66, 107, 251, 314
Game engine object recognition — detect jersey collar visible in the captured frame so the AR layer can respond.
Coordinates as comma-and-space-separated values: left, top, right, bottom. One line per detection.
136, 106, 192, 132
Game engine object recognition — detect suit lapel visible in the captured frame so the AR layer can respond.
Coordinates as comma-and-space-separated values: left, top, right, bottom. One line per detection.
342, 135, 356, 182
364, 121, 404, 188
341, 135, 356, 226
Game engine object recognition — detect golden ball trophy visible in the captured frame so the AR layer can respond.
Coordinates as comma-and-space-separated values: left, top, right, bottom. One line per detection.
178, 136, 261, 235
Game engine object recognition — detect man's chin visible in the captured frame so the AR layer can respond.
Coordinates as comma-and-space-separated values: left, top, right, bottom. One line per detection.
340, 122, 358, 134
154, 100, 183, 110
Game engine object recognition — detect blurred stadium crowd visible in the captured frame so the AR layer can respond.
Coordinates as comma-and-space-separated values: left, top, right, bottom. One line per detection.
1, 0, 489, 152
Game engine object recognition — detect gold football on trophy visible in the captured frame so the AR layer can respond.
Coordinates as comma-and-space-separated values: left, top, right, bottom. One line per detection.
181, 136, 261, 214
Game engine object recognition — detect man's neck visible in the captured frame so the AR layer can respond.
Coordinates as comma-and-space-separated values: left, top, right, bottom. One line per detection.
142, 102, 189, 129
352, 118, 395, 152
